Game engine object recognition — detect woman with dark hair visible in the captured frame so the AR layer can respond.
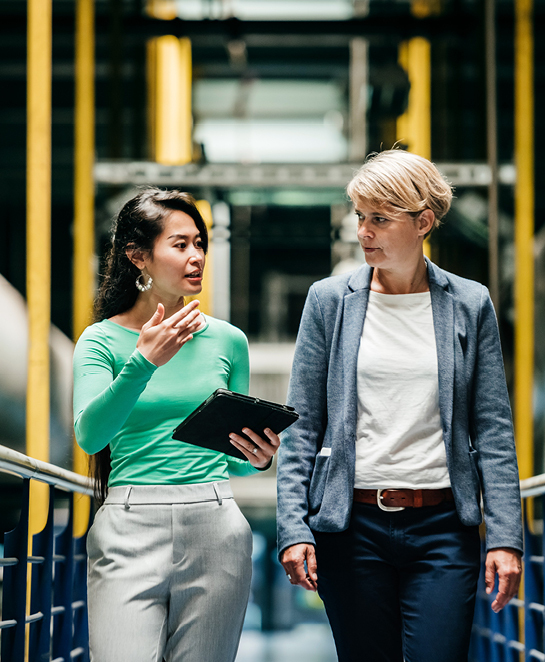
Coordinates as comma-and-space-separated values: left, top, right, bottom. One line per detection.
73, 188, 279, 662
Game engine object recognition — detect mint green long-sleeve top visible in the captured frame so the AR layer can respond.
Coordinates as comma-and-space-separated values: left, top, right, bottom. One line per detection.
73, 315, 258, 486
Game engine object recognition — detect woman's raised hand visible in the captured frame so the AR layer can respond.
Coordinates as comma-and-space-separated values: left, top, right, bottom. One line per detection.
229, 427, 281, 469
136, 300, 203, 367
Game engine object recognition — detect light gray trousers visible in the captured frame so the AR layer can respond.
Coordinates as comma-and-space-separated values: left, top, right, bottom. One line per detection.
86, 481, 253, 662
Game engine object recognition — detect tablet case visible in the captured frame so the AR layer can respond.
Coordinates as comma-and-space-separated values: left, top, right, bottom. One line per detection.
172, 388, 299, 461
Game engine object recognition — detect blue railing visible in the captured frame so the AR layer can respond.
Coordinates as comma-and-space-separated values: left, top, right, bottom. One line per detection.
1, 444, 543, 662
0, 446, 93, 662
471, 474, 545, 662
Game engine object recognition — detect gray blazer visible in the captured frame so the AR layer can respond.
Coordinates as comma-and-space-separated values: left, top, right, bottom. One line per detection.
277, 259, 523, 556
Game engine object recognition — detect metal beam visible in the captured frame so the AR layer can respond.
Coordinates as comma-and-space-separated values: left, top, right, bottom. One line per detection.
94, 160, 516, 189
3, 13, 530, 43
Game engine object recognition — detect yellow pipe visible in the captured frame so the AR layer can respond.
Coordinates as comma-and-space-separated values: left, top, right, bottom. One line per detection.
156, 36, 179, 164
179, 37, 192, 163
26, 0, 52, 651
73, 0, 95, 536
397, 37, 432, 258
514, 0, 534, 481
26, 0, 52, 539
147, 38, 158, 161
149, 36, 192, 165
73, 0, 95, 343
397, 38, 431, 160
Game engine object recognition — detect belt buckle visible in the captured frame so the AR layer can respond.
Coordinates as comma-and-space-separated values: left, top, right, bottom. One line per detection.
377, 488, 405, 512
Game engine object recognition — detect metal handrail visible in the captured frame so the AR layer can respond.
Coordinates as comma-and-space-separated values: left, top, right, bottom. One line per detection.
520, 473, 545, 498
0, 441, 541, 501
0, 445, 93, 495
0, 444, 92, 661
471, 473, 545, 662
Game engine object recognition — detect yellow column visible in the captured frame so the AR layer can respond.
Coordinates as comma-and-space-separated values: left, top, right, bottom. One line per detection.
73, 0, 95, 343
148, 36, 192, 165
26, 1, 52, 650
73, 0, 95, 535
26, 0, 52, 539
186, 200, 214, 315
397, 38, 432, 160
397, 37, 432, 258
514, 0, 534, 480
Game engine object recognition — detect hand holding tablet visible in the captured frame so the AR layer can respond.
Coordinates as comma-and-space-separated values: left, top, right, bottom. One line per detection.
172, 389, 299, 461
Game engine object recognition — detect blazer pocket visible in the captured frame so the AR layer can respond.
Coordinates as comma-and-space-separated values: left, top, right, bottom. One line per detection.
309, 454, 330, 515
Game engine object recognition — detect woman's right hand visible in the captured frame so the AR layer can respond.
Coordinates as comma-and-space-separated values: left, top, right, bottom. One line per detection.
280, 543, 318, 592
136, 300, 202, 367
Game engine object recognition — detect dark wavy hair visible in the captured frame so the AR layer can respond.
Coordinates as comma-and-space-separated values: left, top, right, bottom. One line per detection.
91, 188, 209, 505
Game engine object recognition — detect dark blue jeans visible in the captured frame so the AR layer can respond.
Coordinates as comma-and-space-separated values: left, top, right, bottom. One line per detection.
314, 502, 481, 662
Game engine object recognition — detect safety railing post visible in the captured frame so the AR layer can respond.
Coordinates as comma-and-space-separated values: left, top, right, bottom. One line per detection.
0, 446, 95, 661
0, 479, 30, 662
523, 498, 543, 660
52, 492, 76, 661
72, 502, 92, 662
28, 485, 55, 661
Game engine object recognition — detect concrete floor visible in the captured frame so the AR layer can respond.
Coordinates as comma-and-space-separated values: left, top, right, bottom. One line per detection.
237, 624, 337, 662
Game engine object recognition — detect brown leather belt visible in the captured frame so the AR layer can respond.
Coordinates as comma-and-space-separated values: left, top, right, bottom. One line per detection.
353, 488, 454, 511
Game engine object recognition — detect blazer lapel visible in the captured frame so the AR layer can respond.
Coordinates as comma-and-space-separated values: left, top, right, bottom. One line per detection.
428, 260, 455, 450
341, 266, 372, 440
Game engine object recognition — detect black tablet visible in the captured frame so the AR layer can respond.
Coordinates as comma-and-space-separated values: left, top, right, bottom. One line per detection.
172, 389, 299, 461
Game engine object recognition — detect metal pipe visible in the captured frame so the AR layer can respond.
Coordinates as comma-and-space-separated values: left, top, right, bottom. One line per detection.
485, 0, 500, 313
397, 37, 431, 160
397, 37, 432, 258
0, 445, 93, 496
73, 0, 95, 536
349, 37, 368, 163
26, 0, 52, 536
188, 200, 214, 315
73, 0, 95, 345
150, 36, 192, 165
514, 0, 534, 481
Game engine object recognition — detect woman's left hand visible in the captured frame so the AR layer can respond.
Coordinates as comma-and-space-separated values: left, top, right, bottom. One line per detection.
229, 428, 280, 469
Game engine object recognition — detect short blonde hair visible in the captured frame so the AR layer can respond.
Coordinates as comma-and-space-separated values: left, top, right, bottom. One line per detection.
347, 150, 453, 230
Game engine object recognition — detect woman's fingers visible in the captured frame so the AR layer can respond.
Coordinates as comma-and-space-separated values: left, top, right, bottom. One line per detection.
229, 427, 280, 469
229, 435, 258, 461
137, 302, 201, 366
169, 299, 200, 327
174, 309, 202, 335
280, 544, 318, 592
242, 427, 280, 450
143, 303, 165, 329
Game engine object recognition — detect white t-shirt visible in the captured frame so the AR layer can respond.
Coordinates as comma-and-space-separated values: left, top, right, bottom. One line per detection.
354, 290, 451, 490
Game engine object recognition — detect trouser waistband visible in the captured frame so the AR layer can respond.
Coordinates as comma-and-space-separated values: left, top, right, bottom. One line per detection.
104, 481, 233, 508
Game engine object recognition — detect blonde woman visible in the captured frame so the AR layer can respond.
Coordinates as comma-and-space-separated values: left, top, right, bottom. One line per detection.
277, 150, 522, 662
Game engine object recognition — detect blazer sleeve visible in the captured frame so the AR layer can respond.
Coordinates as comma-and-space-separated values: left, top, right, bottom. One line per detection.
277, 285, 329, 557
470, 287, 523, 553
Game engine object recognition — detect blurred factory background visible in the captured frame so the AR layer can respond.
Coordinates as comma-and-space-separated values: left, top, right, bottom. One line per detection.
0, 0, 543, 658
